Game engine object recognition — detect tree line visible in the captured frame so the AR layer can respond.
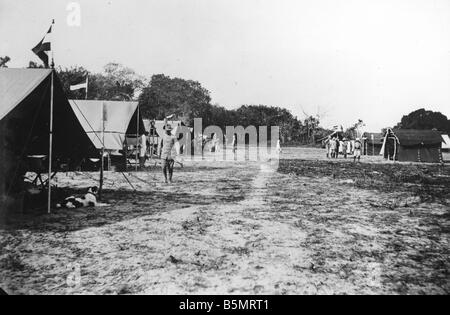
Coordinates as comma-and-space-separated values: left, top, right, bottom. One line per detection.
55, 62, 330, 144
2, 56, 449, 139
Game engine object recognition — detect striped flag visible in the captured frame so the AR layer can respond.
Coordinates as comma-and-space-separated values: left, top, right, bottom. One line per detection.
32, 21, 54, 68
70, 76, 88, 91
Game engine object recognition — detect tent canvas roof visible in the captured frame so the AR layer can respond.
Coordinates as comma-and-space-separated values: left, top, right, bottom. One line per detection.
0, 68, 52, 120
69, 100, 145, 151
392, 129, 443, 146
0, 68, 97, 160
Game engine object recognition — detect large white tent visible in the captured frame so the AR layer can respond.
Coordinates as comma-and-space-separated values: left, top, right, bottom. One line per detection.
69, 100, 145, 152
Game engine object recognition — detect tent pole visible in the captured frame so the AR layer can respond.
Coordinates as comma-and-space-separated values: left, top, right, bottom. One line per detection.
393, 137, 397, 162
85, 74, 88, 100
47, 71, 54, 214
136, 104, 139, 171
99, 102, 105, 200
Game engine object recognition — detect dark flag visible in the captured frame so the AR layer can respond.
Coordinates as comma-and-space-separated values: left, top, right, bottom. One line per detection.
32, 21, 53, 68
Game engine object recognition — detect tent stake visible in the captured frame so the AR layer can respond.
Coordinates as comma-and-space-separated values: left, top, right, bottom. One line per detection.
47, 71, 54, 214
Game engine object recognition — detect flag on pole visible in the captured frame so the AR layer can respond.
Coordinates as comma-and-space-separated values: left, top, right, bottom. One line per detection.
32, 21, 54, 68
70, 76, 88, 91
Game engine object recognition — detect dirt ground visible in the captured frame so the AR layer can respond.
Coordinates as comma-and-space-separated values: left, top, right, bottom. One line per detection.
0, 147, 449, 295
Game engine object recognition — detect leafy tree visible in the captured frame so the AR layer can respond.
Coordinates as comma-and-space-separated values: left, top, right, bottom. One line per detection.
138, 74, 212, 126
28, 61, 45, 69
54, 63, 314, 143
98, 63, 146, 100
302, 115, 320, 144
57, 63, 145, 101
57, 66, 89, 99
232, 105, 302, 142
396, 108, 450, 133
344, 119, 365, 139
0, 56, 11, 67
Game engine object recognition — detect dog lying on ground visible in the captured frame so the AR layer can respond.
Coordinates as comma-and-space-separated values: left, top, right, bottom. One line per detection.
56, 187, 108, 209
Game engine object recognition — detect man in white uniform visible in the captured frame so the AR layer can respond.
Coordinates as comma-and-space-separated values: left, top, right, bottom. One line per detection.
354, 138, 362, 162
159, 125, 177, 184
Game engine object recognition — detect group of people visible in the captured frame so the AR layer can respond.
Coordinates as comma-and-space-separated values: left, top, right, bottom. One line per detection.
326, 137, 362, 162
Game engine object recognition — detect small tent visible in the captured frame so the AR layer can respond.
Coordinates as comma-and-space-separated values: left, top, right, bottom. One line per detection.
380, 129, 443, 163
69, 100, 145, 153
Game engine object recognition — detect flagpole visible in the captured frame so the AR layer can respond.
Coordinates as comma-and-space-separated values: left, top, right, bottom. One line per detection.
136, 104, 139, 171
47, 71, 54, 214
99, 102, 105, 200
50, 19, 55, 69
47, 19, 55, 214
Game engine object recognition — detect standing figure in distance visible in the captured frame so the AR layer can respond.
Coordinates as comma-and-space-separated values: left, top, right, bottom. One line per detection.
342, 138, 348, 159
353, 138, 362, 163
159, 125, 176, 184
335, 137, 340, 159
139, 131, 149, 169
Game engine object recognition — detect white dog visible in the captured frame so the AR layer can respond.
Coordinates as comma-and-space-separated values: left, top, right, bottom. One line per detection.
56, 187, 108, 209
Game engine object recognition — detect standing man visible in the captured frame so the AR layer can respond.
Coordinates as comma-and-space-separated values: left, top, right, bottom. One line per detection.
159, 125, 176, 184
335, 137, 340, 159
139, 131, 149, 169
342, 138, 348, 159
330, 137, 337, 158
354, 138, 362, 163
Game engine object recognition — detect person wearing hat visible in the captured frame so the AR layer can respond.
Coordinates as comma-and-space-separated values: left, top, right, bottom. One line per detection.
159, 124, 177, 184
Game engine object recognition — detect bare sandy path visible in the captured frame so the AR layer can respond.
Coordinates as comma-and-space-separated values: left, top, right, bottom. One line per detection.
1, 153, 448, 295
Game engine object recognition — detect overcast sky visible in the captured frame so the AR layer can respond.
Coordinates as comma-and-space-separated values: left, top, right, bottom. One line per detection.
1, 0, 449, 131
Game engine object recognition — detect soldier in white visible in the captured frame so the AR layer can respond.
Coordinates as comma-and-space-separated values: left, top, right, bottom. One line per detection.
354, 138, 362, 162
159, 125, 177, 184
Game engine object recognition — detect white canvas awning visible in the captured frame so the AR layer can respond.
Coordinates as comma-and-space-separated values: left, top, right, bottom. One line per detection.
69, 100, 144, 151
